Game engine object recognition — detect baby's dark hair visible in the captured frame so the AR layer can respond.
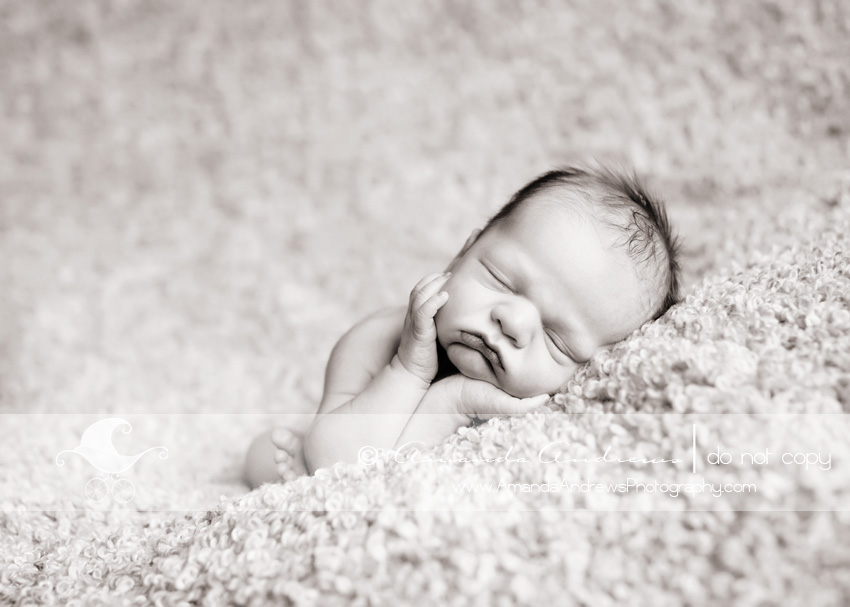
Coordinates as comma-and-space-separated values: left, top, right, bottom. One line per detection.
483, 166, 681, 321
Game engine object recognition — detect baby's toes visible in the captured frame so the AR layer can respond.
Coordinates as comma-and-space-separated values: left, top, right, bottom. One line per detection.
276, 460, 297, 481
271, 427, 301, 451
274, 449, 291, 464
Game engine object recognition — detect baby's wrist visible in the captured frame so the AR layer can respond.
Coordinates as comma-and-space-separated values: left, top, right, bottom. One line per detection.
424, 376, 477, 426
389, 354, 432, 391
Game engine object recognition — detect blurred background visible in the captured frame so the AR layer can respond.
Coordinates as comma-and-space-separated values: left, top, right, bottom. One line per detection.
1, 0, 848, 417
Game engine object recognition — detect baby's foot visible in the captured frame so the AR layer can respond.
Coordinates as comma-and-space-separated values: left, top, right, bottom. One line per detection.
271, 427, 308, 481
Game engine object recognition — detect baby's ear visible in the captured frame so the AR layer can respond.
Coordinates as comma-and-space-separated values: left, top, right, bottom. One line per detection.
446, 228, 482, 272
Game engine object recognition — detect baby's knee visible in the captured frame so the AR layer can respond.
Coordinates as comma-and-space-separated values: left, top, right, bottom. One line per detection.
243, 429, 279, 489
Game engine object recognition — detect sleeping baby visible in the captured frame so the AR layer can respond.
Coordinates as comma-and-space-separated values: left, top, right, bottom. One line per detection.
244, 165, 681, 487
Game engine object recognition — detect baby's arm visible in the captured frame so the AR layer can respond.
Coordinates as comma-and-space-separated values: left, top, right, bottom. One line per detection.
392, 376, 472, 449
393, 374, 551, 452
303, 273, 451, 472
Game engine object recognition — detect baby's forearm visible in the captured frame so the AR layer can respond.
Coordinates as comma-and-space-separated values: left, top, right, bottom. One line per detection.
393, 377, 472, 451
302, 355, 430, 472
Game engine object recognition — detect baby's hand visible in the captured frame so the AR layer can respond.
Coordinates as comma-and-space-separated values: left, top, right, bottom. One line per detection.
394, 272, 451, 384
443, 374, 551, 420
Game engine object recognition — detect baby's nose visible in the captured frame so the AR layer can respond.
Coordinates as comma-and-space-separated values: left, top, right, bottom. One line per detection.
491, 300, 537, 348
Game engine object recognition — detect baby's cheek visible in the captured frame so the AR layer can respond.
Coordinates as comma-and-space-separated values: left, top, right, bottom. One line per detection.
434, 294, 458, 328
433, 308, 449, 345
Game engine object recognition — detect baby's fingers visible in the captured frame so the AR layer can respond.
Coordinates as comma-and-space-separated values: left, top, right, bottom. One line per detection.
475, 394, 550, 420
409, 272, 451, 308
419, 288, 449, 319
410, 272, 447, 295
411, 291, 449, 340
459, 379, 550, 419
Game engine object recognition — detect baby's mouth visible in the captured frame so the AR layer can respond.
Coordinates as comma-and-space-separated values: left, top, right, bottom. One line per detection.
459, 331, 502, 370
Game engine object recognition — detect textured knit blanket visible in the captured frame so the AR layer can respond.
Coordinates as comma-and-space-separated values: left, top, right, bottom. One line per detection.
2, 1, 850, 606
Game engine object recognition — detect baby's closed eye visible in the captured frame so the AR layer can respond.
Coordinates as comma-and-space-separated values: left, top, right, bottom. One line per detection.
544, 329, 574, 360
480, 261, 515, 293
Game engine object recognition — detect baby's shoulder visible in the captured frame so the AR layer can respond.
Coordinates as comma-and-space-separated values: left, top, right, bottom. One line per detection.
362, 305, 406, 324
320, 306, 404, 414
331, 305, 404, 360
348, 305, 405, 340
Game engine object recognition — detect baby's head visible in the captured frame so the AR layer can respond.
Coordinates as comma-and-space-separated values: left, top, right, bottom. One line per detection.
435, 165, 681, 397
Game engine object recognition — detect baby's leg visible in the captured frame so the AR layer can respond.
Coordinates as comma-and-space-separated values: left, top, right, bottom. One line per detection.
243, 427, 308, 489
